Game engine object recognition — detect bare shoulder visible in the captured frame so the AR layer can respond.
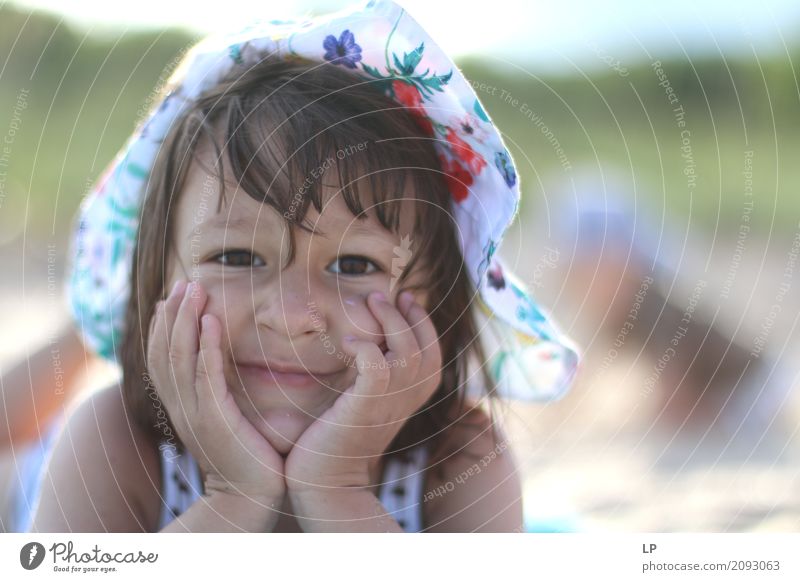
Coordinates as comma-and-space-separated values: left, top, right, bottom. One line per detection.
422, 401, 523, 532
31, 383, 162, 532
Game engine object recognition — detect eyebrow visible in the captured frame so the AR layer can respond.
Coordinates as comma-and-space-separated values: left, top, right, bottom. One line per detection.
318, 220, 383, 239
195, 213, 389, 241
205, 214, 256, 229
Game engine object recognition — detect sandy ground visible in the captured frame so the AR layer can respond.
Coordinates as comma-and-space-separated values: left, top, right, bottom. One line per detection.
505, 362, 800, 532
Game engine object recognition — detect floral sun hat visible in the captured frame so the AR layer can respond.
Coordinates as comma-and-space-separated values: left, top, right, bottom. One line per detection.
66, 0, 580, 402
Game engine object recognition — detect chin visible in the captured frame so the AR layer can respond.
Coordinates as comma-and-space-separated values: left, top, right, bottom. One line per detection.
247, 407, 316, 455
232, 388, 332, 455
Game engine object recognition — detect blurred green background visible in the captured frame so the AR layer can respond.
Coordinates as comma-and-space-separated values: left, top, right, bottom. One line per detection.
1, 3, 798, 242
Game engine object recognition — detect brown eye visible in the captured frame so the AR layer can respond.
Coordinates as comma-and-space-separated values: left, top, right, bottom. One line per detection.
329, 255, 380, 276
213, 250, 265, 267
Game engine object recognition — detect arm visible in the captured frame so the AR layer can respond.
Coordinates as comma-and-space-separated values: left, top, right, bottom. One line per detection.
30, 385, 282, 533
159, 491, 281, 533
423, 406, 524, 533
289, 488, 404, 533
291, 405, 524, 533
0, 323, 90, 449
31, 385, 156, 532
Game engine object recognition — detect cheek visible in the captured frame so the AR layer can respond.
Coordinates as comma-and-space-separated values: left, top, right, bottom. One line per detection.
201, 279, 259, 376
199, 278, 253, 334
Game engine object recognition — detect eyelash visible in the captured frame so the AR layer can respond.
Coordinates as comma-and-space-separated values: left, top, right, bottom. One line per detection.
211, 250, 266, 267
210, 250, 382, 276
329, 255, 381, 276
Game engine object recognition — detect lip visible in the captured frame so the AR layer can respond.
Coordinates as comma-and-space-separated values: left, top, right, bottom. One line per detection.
234, 361, 338, 388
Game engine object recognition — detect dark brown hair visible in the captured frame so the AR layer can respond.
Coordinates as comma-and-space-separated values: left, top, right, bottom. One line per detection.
121, 52, 504, 476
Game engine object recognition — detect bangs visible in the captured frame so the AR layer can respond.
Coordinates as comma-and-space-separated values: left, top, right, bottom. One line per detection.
181, 55, 452, 273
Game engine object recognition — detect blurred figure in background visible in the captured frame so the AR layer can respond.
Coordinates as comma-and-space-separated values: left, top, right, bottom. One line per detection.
0, 322, 92, 532
552, 172, 794, 459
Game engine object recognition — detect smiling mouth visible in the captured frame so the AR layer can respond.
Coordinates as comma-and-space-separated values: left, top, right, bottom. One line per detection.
234, 362, 339, 388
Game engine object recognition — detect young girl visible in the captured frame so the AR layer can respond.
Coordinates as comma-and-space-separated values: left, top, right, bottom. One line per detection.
32, 0, 578, 532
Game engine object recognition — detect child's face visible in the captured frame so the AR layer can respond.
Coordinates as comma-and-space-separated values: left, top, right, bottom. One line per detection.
165, 139, 430, 455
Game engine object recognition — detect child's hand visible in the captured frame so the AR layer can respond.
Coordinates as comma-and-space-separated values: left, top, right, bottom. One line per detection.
285, 290, 442, 496
147, 279, 286, 506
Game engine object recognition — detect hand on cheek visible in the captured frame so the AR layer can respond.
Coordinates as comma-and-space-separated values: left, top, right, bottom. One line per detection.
285, 286, 442, 496
366, 288, 421, 342
146, 278, 287, 507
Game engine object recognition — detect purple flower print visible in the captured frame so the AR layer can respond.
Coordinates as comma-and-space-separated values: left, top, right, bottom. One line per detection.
487, 262, 506, 290
323, 30, 362, 69
495, 150, 517, 188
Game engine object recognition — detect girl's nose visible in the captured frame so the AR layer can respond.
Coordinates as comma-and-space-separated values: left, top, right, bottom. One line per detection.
255, 278, 323, 341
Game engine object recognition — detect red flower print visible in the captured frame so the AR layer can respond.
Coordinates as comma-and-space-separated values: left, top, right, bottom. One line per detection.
445, 127, 486, 175
392, 79, 422, 107
392, 80, 434, 136
439, 154, 473, 203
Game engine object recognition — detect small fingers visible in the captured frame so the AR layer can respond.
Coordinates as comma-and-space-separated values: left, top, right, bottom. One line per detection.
149, 279, 185, 371
169, 281, 210, 417
367, 291, 421, 371
162, 279, 188, 340
171, 281, 208, 363
342, 338, 391, 397
196, 312, 227, 409
145, 282, 191, 427
401, 295, 442, 383
148, 280, 184, 362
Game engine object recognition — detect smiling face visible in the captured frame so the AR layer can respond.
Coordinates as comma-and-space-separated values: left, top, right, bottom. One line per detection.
165, 136, 430, 455
121, 56, 483, 464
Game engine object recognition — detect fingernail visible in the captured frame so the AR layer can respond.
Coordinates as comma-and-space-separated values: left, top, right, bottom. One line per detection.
400, 291, 413, 304
343, 335, 357, 343
372, 291, 386, 303
171, 280, 184, 296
